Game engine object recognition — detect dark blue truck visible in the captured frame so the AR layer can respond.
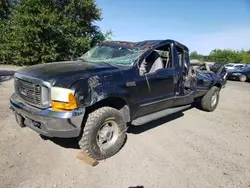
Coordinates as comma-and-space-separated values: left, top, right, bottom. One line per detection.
10, 39, 227, 160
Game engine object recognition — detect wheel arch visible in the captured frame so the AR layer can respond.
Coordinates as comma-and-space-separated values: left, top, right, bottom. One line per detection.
85, 96, 131, 123
213, 82, 222, 90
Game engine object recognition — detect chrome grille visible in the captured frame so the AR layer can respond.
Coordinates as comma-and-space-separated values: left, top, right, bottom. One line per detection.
15, 78, 42, 106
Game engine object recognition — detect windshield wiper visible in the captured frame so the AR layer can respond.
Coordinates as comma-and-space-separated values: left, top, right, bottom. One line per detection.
99, 61, 120, 68
78, 57, 119, 68
78, 57, 87, 61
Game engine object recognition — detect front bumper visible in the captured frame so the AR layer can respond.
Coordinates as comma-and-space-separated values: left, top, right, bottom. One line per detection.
10, 93, 85, 138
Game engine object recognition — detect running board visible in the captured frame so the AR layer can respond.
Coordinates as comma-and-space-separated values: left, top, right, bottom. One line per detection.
131, 105, 191, 126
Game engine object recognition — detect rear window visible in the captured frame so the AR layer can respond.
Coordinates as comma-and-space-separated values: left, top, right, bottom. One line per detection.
234, 65, 244, 68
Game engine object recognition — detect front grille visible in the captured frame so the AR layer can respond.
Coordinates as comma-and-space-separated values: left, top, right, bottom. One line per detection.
15, 78, 42, 106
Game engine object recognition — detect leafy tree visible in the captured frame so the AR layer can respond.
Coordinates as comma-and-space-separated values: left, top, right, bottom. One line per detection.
0, 0, 111, 65
0, 0, 17, 63
190, 49, 250, 64
0, 0, 18, 18
190, 51, 200, 59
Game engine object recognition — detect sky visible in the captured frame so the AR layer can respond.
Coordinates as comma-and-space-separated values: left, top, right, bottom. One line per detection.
95, 0, 250, 55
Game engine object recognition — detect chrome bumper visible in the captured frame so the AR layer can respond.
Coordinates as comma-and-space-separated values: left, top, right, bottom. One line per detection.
10, 93, 85, 138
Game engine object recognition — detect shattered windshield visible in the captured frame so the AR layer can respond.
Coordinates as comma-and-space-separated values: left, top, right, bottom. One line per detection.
80, 44, 144, 66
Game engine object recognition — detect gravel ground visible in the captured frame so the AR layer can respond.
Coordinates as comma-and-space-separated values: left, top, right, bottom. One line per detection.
0, 66, 250, 188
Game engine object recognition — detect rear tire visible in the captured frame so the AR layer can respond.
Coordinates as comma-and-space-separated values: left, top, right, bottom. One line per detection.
78, 107, 127, 160
239, 74, 247, 82
200, 86, 220, 112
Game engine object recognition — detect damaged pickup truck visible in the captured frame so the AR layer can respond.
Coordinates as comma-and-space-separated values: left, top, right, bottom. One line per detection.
10, 39, 227, 160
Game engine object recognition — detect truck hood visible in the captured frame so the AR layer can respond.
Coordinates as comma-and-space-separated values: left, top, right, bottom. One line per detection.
16, 60, 119, 88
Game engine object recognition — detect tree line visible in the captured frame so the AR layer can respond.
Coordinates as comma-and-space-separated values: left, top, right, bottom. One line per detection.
190, 49, 250, 64
1, 0, 249, 66
0, 0, 111, 65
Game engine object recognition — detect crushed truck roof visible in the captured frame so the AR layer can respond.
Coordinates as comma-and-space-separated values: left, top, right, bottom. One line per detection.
100, 39, 189, 52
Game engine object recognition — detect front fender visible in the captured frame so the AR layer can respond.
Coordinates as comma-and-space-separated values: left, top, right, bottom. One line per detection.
69, 75, 133, 108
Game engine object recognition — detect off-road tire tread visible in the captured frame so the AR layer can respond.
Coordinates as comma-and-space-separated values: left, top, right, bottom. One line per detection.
201, 86, 219, 112
78, 107, 127, 160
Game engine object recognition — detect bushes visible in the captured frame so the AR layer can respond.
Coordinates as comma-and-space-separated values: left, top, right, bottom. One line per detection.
190, 49, 250, 63
0, 0, 111, 65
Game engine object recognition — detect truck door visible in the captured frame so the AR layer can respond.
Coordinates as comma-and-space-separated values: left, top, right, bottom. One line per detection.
172, 43, 195, 106
135, 43, 179, 117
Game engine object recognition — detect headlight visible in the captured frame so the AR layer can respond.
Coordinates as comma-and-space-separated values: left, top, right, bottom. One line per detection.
232, 73, 242, 76
50, 87, 78, 111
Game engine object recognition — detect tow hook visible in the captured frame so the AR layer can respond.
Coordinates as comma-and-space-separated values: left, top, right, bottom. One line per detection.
13, 111, 26, 128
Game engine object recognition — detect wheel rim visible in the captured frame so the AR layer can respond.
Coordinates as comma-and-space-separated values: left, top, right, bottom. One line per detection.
96, 120, 119, 150
211, 92, 218, 107
240, 75, 246, 82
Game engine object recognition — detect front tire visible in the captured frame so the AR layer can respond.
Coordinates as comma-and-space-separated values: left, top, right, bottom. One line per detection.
200, 86, 220, 112
78, 107, 127, 160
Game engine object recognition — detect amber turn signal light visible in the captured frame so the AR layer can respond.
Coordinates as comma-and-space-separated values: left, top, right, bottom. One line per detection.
51, 93, 78, 111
